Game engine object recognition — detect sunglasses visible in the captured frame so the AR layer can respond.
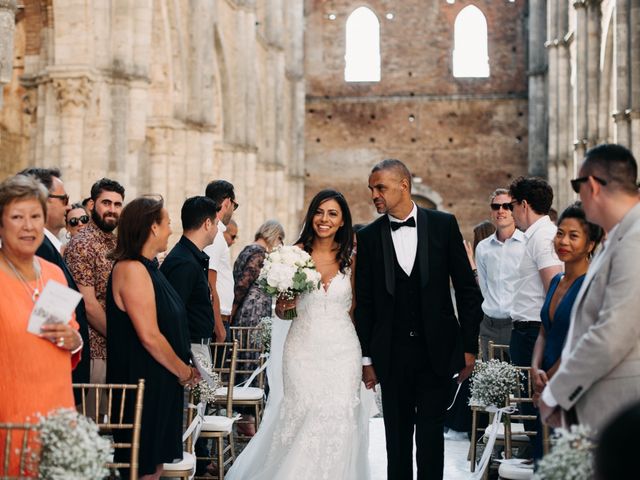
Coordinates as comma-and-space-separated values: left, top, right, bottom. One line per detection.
231, 199, 239, 211
67, 215, 89, 227
490, 203, 512, 211
49, 193, 69, 206
570, 175, 608, 194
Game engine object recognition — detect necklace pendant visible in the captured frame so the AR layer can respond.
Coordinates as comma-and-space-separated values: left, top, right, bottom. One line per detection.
32, 289, 40, 302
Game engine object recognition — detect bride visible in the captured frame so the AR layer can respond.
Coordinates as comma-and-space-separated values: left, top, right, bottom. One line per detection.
226, 189, 371, 480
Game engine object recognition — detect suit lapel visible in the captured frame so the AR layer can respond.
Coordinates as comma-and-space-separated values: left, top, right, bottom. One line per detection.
380, 216, 395, 296
416, 207, 429, 288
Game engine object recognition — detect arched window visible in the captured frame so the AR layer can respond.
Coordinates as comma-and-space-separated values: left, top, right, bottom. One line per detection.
344, 7, 380, 82
453, 5, 490, 78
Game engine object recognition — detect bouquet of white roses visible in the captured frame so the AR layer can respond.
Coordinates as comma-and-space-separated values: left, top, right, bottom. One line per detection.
257, 245, 322, 319
469, 359, 522, 409
534, 425, 595, 480
37, 408, 112, 480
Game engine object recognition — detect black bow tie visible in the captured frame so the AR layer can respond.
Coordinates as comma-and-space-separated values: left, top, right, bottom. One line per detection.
390, 216, 416, 231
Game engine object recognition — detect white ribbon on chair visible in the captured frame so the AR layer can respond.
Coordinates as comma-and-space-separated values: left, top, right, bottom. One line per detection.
184, 402, 206, 446
237, 353, 270, 390
469, 404, 517, 480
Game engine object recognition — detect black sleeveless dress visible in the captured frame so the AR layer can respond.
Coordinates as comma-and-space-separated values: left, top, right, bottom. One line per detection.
106, 256, 190, 475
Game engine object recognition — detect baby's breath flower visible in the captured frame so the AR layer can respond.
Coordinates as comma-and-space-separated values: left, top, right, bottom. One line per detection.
469, 359, 522, 408
534, 425, 595, 480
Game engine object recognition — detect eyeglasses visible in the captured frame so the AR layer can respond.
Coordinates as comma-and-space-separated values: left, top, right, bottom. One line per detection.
231, 199, 239, 211
490, 203, 512, 211
570, 175, 608, 193
49, 193, 69, 206
67, 215, 89, 227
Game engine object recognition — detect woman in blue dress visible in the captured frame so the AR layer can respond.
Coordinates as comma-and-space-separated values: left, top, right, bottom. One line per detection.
531, 202, 604, 404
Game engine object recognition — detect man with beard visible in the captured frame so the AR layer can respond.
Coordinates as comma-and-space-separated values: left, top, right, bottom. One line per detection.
65, 178, 124, 414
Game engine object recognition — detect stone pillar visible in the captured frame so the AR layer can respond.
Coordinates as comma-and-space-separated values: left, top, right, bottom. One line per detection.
528, 0, 548, 177
0, 0, 16, 111
614, 0, 631, 146
574, 0, 588, 161
628, 0, 640, 154
546, 0, 559, 202
51, 72, 93, 202
586, 0, 601, 146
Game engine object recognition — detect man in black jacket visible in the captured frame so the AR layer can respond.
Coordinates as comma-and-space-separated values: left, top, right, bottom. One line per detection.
21, 167, 90, 388
355, 159, 483, 479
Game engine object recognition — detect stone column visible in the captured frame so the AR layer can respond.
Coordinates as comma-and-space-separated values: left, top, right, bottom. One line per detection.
573, 0, 588, 161
586, 0, 602, 146
546, 0, 559, 201
614, 0, 631, 146
0, 0, 16, 111
51, 72, 93, 202
528, 0, 548, 177
628, 0, 640, 154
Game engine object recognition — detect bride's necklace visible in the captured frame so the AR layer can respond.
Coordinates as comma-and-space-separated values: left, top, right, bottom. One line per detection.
0, 250, 44, 302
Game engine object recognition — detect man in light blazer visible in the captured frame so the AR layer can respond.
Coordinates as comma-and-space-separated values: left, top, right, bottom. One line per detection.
540, 144, 640, 433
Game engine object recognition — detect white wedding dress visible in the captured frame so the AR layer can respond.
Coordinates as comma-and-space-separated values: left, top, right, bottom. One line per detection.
226, 270, 372, 480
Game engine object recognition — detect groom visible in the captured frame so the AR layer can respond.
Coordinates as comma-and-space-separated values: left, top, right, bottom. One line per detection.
355, 159, 483, 479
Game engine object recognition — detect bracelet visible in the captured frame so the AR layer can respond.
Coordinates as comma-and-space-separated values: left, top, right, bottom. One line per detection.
179, 367, 195, 385
70, 332, 84, 354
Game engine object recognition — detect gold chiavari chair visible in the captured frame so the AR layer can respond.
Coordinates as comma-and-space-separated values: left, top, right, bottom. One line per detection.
488, 341, 511, 362
195, 341, 238, 480
228, 326, 267, 438
161, 400, 201, 480
73, 379, 145, 480
0, 423, 39, 479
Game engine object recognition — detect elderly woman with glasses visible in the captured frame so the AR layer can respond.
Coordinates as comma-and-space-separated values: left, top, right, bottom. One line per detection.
0, 174, 82, 476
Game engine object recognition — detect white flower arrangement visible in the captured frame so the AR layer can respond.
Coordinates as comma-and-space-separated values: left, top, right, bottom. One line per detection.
257, 245, 322, 319
253, 316, 273, 353
469, 359, 522, 409
534, 425, 595, 480
191, 353, 220, 404
37, 408, 112, 480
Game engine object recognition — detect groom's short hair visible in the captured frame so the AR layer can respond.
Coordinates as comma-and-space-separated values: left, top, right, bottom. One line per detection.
371, 159, 412, 191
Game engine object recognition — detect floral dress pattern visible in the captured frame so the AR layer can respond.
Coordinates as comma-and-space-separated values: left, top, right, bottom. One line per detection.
232, 244, 272, 326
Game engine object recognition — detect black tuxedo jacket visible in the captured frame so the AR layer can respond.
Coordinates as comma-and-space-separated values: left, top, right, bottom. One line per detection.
354, 207, 482, 382
36, 235, 91, 383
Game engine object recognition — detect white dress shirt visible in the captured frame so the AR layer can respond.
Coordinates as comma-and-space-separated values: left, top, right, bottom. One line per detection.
204, 224, 234, 315
44, 228, 63, 253
388, 202, 418, 276
510, 216, 562, 323
475, 229, 526, 318
541, 223, 619, 407
363, 203, 418, 366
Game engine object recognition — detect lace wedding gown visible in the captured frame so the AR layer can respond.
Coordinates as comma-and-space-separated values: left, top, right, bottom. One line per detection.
226, 270, 372, 480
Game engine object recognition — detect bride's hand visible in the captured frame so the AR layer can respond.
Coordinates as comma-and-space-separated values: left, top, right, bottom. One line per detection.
275, 294, 297, 319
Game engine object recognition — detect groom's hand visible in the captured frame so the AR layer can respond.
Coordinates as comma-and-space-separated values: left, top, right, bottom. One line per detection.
363, 365, 378, 391
457, 353, 476, 384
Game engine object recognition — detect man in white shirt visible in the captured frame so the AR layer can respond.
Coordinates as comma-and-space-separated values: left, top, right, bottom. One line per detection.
475, 188, 526, 360
204, 180, 237, 342
540, 144, 640, 433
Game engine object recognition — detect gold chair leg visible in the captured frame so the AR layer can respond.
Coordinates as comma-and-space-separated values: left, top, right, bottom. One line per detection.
469, 409, 478, 472
217, 437, 224, 480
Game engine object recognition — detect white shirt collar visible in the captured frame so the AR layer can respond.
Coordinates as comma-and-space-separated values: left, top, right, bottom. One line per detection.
218, 222, 227, 233
44, 228, 62, 253
490, 228, 525, 245
523, 215, 553, 239
388, 202, 417, 223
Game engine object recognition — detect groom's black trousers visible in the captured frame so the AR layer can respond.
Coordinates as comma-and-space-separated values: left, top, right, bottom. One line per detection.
379, 335, 451, 480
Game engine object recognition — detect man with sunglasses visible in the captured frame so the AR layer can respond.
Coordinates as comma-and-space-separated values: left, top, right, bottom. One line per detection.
540, 144, 640, 433
19, 167, 91, 389
474, 188, 526, 360
204, 180, 238, 343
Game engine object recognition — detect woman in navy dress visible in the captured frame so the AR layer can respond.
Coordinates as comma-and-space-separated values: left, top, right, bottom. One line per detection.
107, 196, 200, 479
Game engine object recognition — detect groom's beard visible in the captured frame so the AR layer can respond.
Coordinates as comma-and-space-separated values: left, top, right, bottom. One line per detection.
92, 208, 119, 233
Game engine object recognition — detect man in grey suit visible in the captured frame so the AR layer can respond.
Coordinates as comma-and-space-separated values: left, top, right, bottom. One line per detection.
539, 144, 640, 433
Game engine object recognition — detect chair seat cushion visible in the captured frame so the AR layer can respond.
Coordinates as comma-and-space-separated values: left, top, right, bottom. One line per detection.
162, 451, 195, 471
485, 422, 530, 442
215, 386, 264, 401
498, 460, 534, 479
202, 415, 234, 433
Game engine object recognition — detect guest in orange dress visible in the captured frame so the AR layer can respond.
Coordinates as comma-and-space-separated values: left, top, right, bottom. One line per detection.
0, 174, 82, 477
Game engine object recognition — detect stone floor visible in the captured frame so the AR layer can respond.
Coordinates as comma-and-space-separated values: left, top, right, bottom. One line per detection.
368, 418, 472, 480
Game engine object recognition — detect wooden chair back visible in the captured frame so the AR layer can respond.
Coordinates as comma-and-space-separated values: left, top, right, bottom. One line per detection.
0, 423, 39, 479
73, 379, 145, 480
230, 326, 266, 388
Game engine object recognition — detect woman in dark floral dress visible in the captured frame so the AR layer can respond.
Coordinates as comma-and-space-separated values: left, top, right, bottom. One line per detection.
232, 220, 285, 326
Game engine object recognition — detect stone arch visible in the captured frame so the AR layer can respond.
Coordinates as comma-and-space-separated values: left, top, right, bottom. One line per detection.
344, 6, 380, 82
453, 5, 490, 78
411, 183, 443, 210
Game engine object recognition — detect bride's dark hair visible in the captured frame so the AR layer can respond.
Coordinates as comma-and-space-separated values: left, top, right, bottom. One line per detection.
295, 189, 354, 273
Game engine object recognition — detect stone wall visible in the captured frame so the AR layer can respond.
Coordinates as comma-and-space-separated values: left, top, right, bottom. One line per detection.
304, 0, 529, 239
0, 0, 306, 250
